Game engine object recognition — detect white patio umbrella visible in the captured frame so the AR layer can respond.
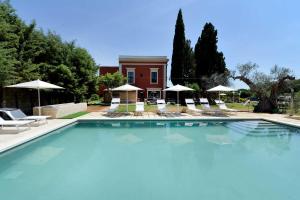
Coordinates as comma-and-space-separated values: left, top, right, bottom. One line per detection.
6, 79, 64, 115
112, 84, 142, 112
207, 85, 235, 101
164, 84, 194, 113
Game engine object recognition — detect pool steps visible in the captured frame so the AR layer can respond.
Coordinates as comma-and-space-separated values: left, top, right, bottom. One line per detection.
225, 121, 298, 137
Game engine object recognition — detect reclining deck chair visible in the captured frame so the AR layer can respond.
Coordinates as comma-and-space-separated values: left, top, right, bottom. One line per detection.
185, 99, 202, 113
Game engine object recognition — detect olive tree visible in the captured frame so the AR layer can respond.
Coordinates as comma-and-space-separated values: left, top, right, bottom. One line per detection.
231, 63, 295, 113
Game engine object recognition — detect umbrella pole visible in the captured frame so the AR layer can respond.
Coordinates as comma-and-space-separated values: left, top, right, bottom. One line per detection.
126, 91, 128, 113
38, 88, 41, 116
177, 91, 179, 113
219, 91, 220, 101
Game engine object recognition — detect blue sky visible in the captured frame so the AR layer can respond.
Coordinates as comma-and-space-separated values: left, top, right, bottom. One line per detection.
11, 0, 300, 89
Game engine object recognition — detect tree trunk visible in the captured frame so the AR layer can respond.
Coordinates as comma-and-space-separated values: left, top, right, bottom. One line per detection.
254, 97, 277, 113
0, 87, 3, 108
103, 91, 112, 103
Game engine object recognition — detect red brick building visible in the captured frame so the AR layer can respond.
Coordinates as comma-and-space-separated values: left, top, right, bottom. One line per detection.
99, 56, 168, 101
99, 66, 119, 75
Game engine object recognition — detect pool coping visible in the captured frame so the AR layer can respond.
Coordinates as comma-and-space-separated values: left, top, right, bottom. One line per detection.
77, 117, 300, 128
0, 119, 77, 154
0, 116, 299, 154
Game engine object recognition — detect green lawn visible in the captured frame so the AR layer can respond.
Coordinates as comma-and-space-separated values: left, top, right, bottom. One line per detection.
61, 111, 89, 119
115, 102, 254, 113
226, 102, 255, 111
117, 104, 187, 113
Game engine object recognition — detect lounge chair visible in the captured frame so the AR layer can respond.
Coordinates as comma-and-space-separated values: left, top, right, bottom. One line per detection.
243, 99, 250, 106
215, 100, 238, 112
0, 108, 49, 124
0, 116, 34, 132
107, 98, 120, 112
199, 98, 223, 115
185, 99, 202, 113
157, 99, 167, 114
135, 102, 144, 115
199, 98, 211, 110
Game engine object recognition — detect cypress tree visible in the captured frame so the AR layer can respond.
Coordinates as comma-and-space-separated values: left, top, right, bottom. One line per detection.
182, 39, 195, 84
170, 9, 185, 85
194, 23, 227, 88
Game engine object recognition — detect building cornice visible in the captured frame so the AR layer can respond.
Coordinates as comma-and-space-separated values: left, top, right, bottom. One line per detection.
119, 55, 169, 63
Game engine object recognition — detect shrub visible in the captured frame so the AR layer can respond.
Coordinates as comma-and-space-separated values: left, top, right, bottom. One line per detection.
89, 94, 99, 101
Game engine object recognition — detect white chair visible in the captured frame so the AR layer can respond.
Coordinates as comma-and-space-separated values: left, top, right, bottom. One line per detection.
107, 98, 120, 112
200, 98, 223, 115
199, 98, 211, 110
243, 99, 250, 106
215, 100, 238, 112
156, 99, 167, 114
135, 102, 144, 115
185, 99, 202, 113
0, 108, 49, 125
0, 116, 34, 132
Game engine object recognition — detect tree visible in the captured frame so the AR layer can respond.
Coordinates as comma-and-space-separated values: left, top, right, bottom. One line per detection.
238, 89, 254, 99
170, 9, 185, 85
0, 1, 99, 105
68, 47, 98, 101
232, 63, 295, 113
47, 64, 75, 89
194, 23, 228, 90
289, 79, 300, 93
14, 22, 40, 81
183, 39, 195, 84
0, 45, 15, 86
0, 1, 20, 106
99, 72, 126, 103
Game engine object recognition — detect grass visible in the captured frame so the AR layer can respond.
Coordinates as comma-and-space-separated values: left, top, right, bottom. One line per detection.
61, 111, 89, 119
115, 102, 255, 112
226, 102, 255, 111
117, 104, 187, 113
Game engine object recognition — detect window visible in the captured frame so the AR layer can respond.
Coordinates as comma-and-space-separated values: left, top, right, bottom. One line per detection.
128, 71, 134, 84
127, 69, 135, 84
148, 90, 161, 99
150, 68, 158, 84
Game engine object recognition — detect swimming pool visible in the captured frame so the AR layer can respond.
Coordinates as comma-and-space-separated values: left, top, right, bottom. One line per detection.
1, 120, 300, 200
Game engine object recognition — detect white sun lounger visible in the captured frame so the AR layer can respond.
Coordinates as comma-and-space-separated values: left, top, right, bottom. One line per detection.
199, 98, 223, 115
243, 99, 250, 106
185, 99, 202, 113
0, 108, 49, 125
0, 116, 34, 132
215, 100, 238, 112
135, 102, 144, 115
136, 102, 144, 112
107, 98, 120, 112
199, 98, 211, 110
157, 99, 167, 114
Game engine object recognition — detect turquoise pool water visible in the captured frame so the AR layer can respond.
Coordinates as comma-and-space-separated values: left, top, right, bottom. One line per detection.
1, 120, 300, 200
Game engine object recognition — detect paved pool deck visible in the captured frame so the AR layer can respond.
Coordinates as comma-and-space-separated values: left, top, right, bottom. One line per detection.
0, 119, 76, 153
0, 112, 299, 153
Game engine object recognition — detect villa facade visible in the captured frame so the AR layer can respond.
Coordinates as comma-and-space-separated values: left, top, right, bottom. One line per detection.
99, 55, 168, 102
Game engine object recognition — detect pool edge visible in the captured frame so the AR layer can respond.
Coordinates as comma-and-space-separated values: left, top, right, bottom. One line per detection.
0, 119, 77, 154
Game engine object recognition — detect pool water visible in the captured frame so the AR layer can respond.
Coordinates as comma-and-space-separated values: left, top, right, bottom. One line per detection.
1, 120, 300, 200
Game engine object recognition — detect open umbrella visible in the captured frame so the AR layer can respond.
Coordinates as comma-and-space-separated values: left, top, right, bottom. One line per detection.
164, 84, 194, 113
207, 85, 235, 101
6, 79, 64, 115
112, 84, 142, 112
